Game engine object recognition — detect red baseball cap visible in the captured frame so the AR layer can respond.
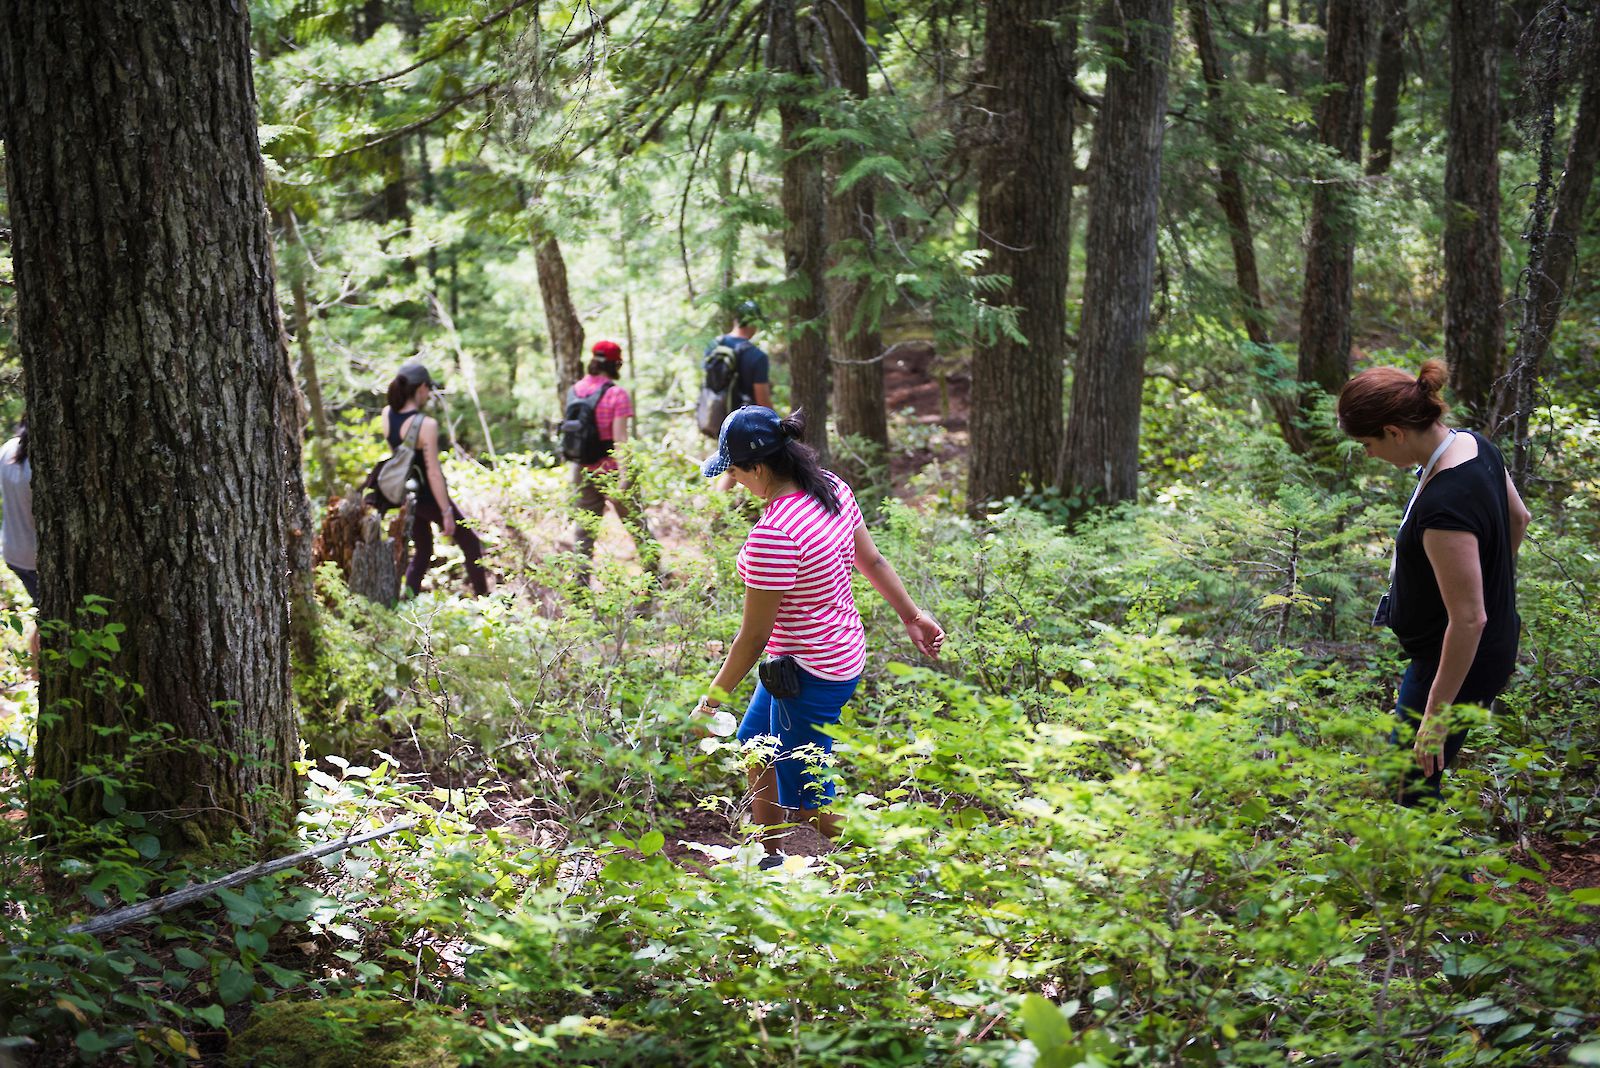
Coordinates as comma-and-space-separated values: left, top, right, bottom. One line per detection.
592, 340, 623, 362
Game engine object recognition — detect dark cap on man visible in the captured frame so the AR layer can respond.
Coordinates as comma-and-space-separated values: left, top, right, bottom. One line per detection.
733, 299, 764, 328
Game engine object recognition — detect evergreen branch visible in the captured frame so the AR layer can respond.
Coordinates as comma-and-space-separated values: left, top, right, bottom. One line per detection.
569, 0, 761, 159
309, 84, 495, 162
335, 0, 539, 89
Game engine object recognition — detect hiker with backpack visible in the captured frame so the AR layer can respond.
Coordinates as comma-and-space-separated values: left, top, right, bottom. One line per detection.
562, 340, 660, 587
692, 406, 944, 868
369, 361, 490, 598
696, 302, 772, 458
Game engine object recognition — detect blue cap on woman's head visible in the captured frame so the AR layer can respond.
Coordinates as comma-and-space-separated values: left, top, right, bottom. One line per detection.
701, 406, 786, 478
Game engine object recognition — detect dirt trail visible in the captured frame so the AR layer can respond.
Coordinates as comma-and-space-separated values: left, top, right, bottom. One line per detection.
881, 339, 970, 485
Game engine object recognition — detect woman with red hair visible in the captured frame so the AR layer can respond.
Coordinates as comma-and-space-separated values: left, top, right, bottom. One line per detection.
1337, 361, 1531, 804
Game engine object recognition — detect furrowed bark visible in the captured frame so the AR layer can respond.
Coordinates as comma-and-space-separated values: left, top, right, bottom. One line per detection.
967, 0, 1076, 512
1061, 0, 1171, 507
3, 0, 302, 848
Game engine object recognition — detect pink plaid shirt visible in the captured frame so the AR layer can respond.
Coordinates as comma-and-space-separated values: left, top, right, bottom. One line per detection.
572, 375, 634, 472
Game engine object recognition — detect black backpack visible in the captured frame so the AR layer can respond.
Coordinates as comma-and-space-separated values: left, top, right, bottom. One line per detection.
696, 339, 742, 438
559, 381, 614, 464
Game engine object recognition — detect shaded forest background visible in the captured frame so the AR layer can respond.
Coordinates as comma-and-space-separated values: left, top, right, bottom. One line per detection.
2, 0, 1600, 1064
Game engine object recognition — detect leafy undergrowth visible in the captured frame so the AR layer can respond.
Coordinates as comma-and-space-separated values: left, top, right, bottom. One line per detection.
4, 405, 1600, 1066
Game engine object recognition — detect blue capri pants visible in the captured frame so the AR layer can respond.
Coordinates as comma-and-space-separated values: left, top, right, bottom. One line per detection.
737, 666, 860, 810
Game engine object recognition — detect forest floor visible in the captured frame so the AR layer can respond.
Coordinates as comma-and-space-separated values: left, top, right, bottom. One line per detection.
881, 338, 971, 487
1516, 835, 1600, 941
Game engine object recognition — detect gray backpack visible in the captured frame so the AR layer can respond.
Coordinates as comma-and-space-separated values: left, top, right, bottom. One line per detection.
696, 341, 740, 438
373, 414, 424, 507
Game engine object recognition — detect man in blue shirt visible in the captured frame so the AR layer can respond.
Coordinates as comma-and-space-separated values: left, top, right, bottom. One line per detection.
706, 300, 771, 410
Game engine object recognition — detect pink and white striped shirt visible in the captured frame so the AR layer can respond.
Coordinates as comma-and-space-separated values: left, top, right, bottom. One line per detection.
737, 474, 868, 681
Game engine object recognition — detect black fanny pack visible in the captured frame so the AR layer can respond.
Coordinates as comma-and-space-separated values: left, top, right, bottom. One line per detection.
758, 654, 803, 698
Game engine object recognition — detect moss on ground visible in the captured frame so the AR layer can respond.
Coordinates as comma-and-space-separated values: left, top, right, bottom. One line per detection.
226, 997, 456, 1068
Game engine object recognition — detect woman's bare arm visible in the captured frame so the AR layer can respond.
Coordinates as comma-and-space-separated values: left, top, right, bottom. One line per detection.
1417, 528, 1488, 775
418, 417, 455, 535
1505, 471, 1531, 555
853, 524, 943, 658
704, 586, 785, 703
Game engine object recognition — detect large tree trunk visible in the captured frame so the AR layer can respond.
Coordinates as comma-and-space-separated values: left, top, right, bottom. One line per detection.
1443, 0, 1504, 426
1060, 0, 1171, 507
1494, 4, 1600, 475
1190, 0, 1298, 444
2, 1, 301, 848
769, 0, 832, 464
1532, 29, 1599, 353
1366, 0, 1405, 175
535, 235, 586, 400
824, 0, 889, 486
966, 0, 1076, 512
1295, 0, 1371, 410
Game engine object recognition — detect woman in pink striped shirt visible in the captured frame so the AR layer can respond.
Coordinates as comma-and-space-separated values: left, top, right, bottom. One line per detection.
695, 407, 943, 866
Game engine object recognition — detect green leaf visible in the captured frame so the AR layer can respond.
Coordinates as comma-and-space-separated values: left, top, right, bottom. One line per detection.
1238, 798, 1270, 823
130, 834, 161, 859
217, 960, 254, 1006
260, 961, 304, 989
235, 928, 269, 957
192, 1003, 226, 1029
1496, 1023, 1535, 1045
953, 807, 985, 830
101, 788, 126, 817
1451, 997, 1509, 1026
1020, 993, 1077, 1065
173, 947, 208, 970
639, 830, 665, 856
215, 888, 263, 926
1570, 1042, 1600, 1065
1569, 888, 1600, 905
75, 1030, 117, 1054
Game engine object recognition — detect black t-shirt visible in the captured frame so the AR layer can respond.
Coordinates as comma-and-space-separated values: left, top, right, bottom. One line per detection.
1390, 430, 1519, 668
708, 335, 770, 408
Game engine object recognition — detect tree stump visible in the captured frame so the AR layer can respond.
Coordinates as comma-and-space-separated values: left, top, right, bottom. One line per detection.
312, 488, 412, 606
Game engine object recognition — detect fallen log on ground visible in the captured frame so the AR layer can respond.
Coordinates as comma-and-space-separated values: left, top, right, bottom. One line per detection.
62, 817, 418, 940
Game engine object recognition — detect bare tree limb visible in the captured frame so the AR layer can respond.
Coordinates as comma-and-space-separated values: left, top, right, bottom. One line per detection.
60, 817, 418, 940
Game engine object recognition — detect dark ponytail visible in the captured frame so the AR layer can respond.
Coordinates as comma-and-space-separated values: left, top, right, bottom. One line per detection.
737, 409, 842, 515
387, 375, 417, 411
12, 419, 26, 465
